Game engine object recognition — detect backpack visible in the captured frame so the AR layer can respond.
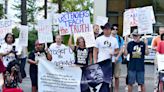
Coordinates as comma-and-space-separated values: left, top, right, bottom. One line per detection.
118, 36, 125, 61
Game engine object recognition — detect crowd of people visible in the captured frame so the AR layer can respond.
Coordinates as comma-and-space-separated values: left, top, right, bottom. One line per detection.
0, 22, 164, 92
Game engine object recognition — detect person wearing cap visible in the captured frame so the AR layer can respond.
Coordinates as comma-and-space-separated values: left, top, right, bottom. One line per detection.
111, 24, 124, 92
28, 40, 52, 92
93, 23, 119, 87
124, 28, 149, 92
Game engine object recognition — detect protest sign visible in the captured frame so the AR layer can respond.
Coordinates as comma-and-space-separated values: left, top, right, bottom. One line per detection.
38, 57, 112, 92
142, 6, 156, 24
73, 30, 96, 48
138, 8, 153, 34
123, 6, 155, 36
157, 53, 164, 72
123, 10, 131, 36
0, 19, 12, 44
38, 58, 82, 92
58, 11, 90, 35
37, 19, 53, 43
18, 25, 28, 46
49, 46, 75, 65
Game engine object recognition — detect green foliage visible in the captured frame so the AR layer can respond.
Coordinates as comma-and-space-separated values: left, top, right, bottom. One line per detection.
0, 4, 4, 19
12, 0, 43, 24
28, 30, 37, 51
12, 27, 20, 38
50, 0, 93, 22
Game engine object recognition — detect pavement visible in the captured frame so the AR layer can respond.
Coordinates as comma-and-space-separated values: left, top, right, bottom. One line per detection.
20, 62, 155, 92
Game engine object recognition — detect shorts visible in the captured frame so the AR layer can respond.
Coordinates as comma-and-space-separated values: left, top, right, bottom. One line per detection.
128, 70, 144, 85
112, 62, 121, 78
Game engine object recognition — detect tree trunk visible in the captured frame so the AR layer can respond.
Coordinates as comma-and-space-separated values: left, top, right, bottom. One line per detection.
44, 0, 47, 19
58, 0, 62, 13
21, 0, 27, 25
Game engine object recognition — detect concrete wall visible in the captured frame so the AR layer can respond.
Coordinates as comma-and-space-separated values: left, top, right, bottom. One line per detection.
93, 0, 107, 23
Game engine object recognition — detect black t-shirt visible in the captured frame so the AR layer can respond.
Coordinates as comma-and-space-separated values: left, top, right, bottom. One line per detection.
127, 41, 146, 72
74, 46, 90, 66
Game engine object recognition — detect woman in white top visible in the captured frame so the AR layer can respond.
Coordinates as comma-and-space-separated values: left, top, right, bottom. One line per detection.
0, 33, 17, 68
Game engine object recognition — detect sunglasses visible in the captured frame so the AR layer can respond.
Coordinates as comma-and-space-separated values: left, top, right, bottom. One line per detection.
112, 28, 118, 31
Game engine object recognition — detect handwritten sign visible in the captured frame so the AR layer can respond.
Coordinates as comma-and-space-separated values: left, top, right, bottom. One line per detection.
74, 25, 96, 47
19, 25, 28, 46
49, 46, 75, 65
0, 19, 12, 44
123, 6, 155, 36
138, 8, 153, 34
37, 19, 53, 43
58, 11, 90, 35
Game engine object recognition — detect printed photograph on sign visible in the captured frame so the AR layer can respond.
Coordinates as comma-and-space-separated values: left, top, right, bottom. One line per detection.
81, 61, 112, 92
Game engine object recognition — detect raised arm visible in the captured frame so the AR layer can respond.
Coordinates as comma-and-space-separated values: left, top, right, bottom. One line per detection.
68, 35, 75, 51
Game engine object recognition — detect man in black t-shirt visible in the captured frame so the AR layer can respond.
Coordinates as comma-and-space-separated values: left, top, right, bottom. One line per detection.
124, 29, 149, 92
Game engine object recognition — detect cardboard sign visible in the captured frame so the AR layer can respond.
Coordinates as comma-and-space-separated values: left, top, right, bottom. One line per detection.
19, 25, 28, 46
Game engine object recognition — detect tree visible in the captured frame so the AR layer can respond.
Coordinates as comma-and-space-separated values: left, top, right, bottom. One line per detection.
12, 0, 44, 25
50, 0, 93, 22
0, 4, 4, 19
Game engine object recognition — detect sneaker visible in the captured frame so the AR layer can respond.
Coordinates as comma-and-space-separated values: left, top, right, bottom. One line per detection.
138, 85, 141, 92
125, 85, 128, 91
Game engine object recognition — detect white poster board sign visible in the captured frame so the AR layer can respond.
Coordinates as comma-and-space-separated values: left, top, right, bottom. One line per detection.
37, 19, 53, 43
49, 46, 75, 65
157, 53, 164, 72
38, 58, 82, 92
0, 19, 12, 44
18, 25, 28, 46
58, 11, 90, 35
123, 6, 155, 36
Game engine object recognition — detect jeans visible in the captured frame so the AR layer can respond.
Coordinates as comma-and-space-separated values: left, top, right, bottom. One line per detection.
20, 57, 27, 79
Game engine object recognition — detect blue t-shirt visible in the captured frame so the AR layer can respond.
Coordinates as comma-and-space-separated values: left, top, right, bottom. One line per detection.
127, 41, 146, 72
115, 35, 124, 62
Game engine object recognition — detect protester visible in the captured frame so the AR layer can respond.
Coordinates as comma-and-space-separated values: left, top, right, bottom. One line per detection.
152, 26, 164, 92
82, 64, 110, 92
68, 35, 92, 67
111, 24, 124, 92
0, 33, 18, 68
93, 24, 100, 38
156, 33, 164, 92
124, 29, 149, 92
28, 40, 51, 92
93, 23, 119, 91
49, 35, 66, 63
14, 38, 28, 79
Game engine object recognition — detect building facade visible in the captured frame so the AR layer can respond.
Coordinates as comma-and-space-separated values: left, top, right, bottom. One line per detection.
94, 0, 164, 35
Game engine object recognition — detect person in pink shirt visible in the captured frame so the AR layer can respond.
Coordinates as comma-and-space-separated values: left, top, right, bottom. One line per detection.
157, 33, 164, 54
157, 33, 164, 92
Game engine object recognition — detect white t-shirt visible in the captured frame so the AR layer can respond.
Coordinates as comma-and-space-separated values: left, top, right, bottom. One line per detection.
0, 43, 16, 67
48, 43, 66, 63
95, 35, 119, 62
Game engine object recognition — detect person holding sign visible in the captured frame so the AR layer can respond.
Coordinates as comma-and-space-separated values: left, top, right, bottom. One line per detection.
68, 35, 92, 67
49, 35, 66, 63
93, 23, 119, 89
28, 40, 52, 92
124, 29, 149, 92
